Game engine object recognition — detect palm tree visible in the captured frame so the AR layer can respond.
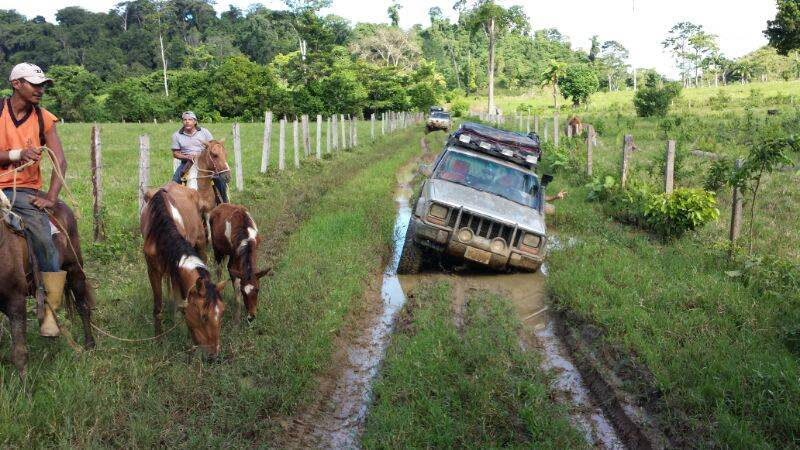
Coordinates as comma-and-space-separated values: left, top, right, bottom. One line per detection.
541, 60, 566, 146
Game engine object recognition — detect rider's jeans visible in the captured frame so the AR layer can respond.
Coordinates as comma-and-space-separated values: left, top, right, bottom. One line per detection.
172, 160, 228, 203
2, 188, 60, 272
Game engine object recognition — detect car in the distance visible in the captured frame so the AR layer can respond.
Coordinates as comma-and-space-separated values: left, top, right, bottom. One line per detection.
426, 111, 451, 132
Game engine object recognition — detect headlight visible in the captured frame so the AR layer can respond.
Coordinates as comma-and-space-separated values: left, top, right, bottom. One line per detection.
457, 228, 473, 242
490, 238, 506, 254
429, 204, 448, 219
522, 233, 541, 248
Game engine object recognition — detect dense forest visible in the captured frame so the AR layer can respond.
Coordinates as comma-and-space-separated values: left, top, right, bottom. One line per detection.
0, 0, 794, 121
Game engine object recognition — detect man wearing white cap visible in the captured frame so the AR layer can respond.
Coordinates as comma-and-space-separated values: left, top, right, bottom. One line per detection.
0, 63, 69, 337
171, 111, 228, 202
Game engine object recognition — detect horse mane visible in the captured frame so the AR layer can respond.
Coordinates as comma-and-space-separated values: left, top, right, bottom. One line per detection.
147, 189, 220, 308
233, 209, 256, 281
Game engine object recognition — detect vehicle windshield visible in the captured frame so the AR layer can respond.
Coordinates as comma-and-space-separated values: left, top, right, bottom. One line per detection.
433, 150, 540, 207
431, 112, 450, 119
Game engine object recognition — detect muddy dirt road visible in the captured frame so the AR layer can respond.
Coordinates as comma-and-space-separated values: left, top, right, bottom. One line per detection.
285, 144, 624, 449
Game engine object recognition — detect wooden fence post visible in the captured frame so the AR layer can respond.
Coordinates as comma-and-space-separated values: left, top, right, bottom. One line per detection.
90, 125, 105, 241
566, 124, 573, 138
293, 117, 300, 168
316, 114, 322, 159
534, 115, 539, 134
233, 122, 243, 191
381, 112, 385, 136
553, 112, 559, 147
326, 116, 332, 154
340, 114, 346, 150
332, 114, 338, 152
302, 114, 311, 156
621, 135, 634, 189
665, 140, 676, 194
586, 126, 594, 177
138, 134, 149, 214
371, 113, 375, 140
353, 116, 358, 147
729, 159, 744, 253
278, 118, 286, 171
260, 111, 272, 173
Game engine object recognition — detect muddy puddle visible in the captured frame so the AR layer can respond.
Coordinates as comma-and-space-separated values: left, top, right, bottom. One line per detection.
299, 160, 417, 449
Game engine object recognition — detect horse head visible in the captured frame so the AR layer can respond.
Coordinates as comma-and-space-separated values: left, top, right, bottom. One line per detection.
184, 275, 227, 358
229, 264, 271, 323
202, 139, 232, 183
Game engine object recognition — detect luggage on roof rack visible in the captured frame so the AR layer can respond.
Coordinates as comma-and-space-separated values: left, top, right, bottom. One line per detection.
448, 122, 542, 168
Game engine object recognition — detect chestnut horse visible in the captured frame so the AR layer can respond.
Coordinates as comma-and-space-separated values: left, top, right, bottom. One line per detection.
209, 204, 270, 323
0, 197, 95, 379
141, 184, 226, 356
181, 139, 231, 239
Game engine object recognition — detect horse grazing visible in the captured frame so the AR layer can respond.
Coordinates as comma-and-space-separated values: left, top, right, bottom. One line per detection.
0, 197, 95, 379
141, 184, 226, 357
210, 204, 270, 323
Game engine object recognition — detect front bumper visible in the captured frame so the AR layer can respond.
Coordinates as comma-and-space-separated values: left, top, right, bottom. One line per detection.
410, 216, 544, 271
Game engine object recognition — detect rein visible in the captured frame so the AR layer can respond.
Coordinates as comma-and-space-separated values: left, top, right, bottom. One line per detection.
185, 146, 231, 180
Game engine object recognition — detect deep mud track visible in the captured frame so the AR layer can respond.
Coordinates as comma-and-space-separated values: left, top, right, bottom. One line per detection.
283, 143, 627, 449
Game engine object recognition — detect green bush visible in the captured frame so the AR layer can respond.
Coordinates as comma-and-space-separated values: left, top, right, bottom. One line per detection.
450, 98, 469, 117
708, 89, 732, 110
605, 182, 652, 227
584, 175, 616, 202
643, 188, 719, 240
633, 82, 682, 117
704, 158, 734, 192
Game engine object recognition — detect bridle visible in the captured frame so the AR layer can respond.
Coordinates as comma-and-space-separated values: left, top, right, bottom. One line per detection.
191, 143, 231, 179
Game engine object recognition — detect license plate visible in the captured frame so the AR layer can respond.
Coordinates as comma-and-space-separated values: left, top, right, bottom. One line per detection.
464, 247, 491, 264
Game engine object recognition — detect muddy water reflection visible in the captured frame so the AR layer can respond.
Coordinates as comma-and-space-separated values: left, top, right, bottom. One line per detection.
324, 163, 415, 449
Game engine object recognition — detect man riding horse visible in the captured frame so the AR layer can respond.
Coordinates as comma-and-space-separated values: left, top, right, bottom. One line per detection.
0, 63, 68, 337
171, 111, 229, 203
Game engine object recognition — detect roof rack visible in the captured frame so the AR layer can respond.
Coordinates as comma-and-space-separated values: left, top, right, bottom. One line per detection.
448, 122, 541, 168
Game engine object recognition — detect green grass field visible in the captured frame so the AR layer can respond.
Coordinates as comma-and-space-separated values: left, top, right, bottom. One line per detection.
0, 117, 422, 446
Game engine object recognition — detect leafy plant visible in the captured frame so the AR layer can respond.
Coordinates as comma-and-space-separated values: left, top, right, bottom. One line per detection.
643, 188, 720, 240
559, 64, 599, 106
708, 89, 732, 110
703, 157, 734, 192
633, 82, 682, 117
584, 175, 616, 202
450, 98, 469, 117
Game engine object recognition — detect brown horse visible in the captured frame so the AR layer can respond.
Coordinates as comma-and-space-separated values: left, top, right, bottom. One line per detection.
0, 198, 95, 379
567, 116, 583, 136
209, 204, 270, 323
182, 140, 231, 238
141, 184, 226, 356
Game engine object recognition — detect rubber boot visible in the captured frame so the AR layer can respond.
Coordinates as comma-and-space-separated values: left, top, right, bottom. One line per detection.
40, 271, 67, 337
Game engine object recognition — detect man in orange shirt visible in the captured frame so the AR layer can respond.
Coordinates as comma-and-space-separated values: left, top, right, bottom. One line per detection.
0, 63, 68, 337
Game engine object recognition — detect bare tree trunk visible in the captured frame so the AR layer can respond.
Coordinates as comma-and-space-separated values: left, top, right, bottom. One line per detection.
487, 17, 495, 114
159, 28, 169, 97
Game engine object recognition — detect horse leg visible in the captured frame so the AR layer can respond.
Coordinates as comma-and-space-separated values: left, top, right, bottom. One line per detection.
6, 295, 28, 381
66, 262, 96, 349
146, 265, 164, 337
232, 275, 242, 325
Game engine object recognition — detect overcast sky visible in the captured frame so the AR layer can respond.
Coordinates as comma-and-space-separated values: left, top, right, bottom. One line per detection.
0, 0, 778, 78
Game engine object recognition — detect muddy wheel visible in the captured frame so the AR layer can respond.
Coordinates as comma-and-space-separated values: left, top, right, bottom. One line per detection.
397, 220, 424, 274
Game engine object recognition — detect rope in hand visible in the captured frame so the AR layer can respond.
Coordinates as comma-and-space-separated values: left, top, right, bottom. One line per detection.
91, 321, 180, 343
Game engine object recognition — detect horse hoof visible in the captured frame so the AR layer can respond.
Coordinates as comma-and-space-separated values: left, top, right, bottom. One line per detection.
246, 315, 255, 325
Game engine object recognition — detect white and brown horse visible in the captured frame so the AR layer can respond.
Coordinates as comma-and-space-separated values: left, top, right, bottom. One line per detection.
141, 184, 226, 357
209, 204, 270, 323
0, 197, 95, 379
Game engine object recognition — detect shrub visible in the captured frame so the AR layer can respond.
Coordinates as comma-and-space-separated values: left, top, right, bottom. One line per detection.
560, 64, 599, 106
605, 182, 652, 227
450, 98, 469, 117
643, 188, 719, 240
708, 89, 732, 110
703, 158, 734, 192
584, 175, 616, 202
633, 82, 681, 117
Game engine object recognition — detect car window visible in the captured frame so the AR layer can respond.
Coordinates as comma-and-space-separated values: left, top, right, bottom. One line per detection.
434, 151, 539, 207
431, 112, 450, 119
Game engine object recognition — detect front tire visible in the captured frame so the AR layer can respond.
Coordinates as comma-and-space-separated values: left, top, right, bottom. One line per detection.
397, 220, 424, 274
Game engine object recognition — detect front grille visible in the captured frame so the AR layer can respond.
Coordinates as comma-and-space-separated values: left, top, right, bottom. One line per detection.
456, 210, 513, 242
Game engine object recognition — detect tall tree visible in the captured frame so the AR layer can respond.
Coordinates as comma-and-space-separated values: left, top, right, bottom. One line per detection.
387, 2, 401, 27
765, 0, 800, 55
662, 21, 701, 87
466, 0, 528, 114
588, 35, 600, 63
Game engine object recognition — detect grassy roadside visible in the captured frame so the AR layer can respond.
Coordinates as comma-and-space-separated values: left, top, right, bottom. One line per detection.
543, 166, 800, 447
0, 123, 421, 446
362, 282, 585, 449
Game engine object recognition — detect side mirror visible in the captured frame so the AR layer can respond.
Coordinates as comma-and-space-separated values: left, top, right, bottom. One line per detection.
419, 165, 433, 177
541, 174, 554, 186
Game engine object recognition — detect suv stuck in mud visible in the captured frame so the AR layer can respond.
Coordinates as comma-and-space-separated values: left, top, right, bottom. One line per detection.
399, 122, 550, 274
